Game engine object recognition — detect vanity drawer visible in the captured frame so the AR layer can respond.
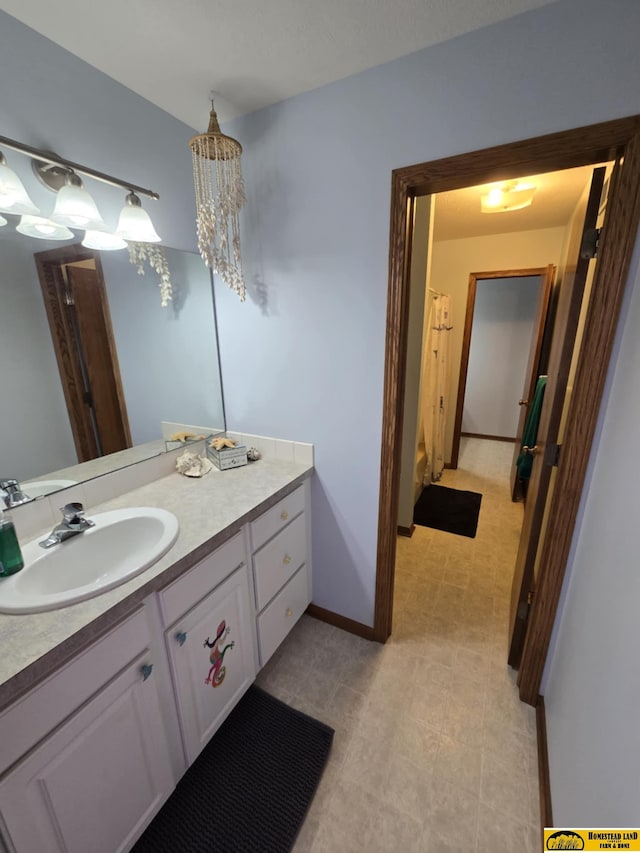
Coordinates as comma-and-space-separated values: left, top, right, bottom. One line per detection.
250, 485, 305, 551
257, 565, 310, 666
160, 532, 245, 626
253, 513, 306, 611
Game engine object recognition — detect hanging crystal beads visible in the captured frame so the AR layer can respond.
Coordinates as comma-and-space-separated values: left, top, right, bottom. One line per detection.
189, 104, 246, 301
128, 242, 174, 307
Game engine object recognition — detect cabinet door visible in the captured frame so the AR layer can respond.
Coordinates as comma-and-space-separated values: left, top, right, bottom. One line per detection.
0, 653, 174, 853
166, 565, 255, 765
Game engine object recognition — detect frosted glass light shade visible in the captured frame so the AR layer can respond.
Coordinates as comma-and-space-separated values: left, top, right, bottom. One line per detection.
16, 215, 73, 240
82, 229, 127, 251
0, 215, 7, 227
0, 161, 40, 216
116, 193, 161, 243
51, 182, 105, 229
481, 182, 536, 213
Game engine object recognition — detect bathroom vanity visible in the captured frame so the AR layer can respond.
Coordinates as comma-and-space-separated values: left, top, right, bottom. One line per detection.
0, 459, 312, 853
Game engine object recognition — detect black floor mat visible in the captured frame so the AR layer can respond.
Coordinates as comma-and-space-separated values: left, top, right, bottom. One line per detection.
413, 484, 482, 538
132, 685, 334, 853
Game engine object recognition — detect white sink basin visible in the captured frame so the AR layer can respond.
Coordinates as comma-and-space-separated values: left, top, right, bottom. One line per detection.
22, 479, 78, 499
0, 507, 179, 614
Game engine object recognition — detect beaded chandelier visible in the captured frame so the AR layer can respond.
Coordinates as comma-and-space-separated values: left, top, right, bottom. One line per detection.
189, 101, 246, 301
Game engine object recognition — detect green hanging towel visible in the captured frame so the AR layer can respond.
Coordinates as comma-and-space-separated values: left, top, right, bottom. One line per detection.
516, 376, 547, 481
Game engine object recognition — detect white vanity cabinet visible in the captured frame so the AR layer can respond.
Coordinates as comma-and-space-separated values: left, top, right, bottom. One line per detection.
0, 475, 312, 852
159, 532, 256, 765
0, 610, 174, 853
251, 483, 312, 666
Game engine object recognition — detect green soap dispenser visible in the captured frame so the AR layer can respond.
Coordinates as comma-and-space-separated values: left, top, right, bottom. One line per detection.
0, 511, 24, 577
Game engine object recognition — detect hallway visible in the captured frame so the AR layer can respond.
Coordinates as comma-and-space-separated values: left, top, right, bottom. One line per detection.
257, 437, 540, 851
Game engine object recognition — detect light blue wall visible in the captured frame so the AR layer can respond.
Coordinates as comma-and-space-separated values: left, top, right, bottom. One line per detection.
101, 248, 224, 444
215, 0, 640, 627
0, 12, 197, 252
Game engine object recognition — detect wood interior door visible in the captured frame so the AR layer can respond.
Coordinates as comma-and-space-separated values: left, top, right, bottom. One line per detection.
35, 245, 131, 463
65, 265, 131, 457
507, 166, 607, 668
510, 264, 555, 501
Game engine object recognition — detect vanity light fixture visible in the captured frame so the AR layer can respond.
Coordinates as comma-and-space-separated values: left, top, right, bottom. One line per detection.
0, 215, 7, 227
115, 192, 161, 243
189, 98, 246, 301
16, 215, 73, 241
480, 180, 536, 213
81, 229, 127, 251
0, 152, 40, 216
50, 173, 105, 230
0, 134, 160, 234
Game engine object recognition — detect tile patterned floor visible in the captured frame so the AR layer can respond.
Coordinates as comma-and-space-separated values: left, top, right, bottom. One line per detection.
256, 438, 541, 852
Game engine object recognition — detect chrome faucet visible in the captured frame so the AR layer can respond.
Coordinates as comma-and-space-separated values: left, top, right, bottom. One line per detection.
0, 479, 32, 508
39, 502, 95, 549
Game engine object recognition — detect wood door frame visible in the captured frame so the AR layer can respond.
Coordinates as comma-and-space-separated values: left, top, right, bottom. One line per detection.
450, 266, 553, 469
373, 116, 640, 707
35, 244, 132, 462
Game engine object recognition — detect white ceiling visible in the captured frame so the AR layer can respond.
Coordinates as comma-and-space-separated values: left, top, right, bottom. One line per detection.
0, 0, 557, 128
433, 164, 600, 242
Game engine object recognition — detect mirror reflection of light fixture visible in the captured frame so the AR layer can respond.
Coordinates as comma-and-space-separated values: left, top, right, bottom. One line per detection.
16, 215, 73, 240
0, 152, 40, 216
481, 181, 536, 213
51, 173, 105, 229
189, 99, 246, 301
116, 192, 161, 243
0, 134, 172, 304
82, 229, 127, 251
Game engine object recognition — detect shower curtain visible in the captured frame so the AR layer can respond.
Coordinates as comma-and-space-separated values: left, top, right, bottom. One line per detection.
421, 293, 453, 484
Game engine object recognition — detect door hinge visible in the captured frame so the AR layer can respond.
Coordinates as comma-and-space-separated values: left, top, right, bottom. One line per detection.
82, 390, 93, 407
517, 592, 534, 621
544, 443, 561, 466
580, 227, 601, 260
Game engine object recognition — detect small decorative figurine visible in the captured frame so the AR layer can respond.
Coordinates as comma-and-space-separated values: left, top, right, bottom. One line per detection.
210, 436, 237, 451
175, 450, 213, 477
203, 620, 235, 687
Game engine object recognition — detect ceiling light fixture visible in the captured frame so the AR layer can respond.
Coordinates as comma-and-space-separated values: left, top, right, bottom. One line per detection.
480, 181, 536, 213
189, 98, 246, 301
0, 152, 40, 216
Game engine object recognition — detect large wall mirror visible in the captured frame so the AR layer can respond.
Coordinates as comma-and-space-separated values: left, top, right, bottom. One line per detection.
0, 223, 225, 502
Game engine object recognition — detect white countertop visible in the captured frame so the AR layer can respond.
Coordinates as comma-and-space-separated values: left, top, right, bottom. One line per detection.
0, 458, 312, 709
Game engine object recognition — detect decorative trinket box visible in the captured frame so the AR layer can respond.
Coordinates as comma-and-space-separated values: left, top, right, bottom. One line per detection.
206, 442, 248, 470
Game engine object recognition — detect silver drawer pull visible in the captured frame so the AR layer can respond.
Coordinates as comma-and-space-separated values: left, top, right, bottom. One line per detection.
286, 607, 293, 618
141, 664, 153, 681
283, 554, 292, 565
176, 631, 187, 646
280, 510, 289, 521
